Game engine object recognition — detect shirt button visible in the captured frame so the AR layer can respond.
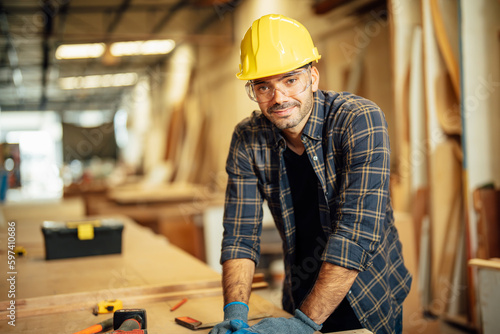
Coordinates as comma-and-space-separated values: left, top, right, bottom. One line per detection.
313, 156, 318, 161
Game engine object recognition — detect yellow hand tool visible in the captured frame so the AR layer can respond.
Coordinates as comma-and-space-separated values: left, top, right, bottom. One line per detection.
92, 299, 123, 315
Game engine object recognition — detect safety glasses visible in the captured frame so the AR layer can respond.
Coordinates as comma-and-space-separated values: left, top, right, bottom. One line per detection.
245, 66, 312, 103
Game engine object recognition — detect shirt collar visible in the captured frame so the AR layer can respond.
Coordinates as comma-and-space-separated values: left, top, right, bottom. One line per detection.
301, 90, 325, 141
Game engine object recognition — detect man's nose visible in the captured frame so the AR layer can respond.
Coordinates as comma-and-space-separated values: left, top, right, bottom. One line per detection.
272, 87, 288, 104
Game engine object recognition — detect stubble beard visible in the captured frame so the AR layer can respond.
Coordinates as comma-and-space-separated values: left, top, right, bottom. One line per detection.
266, 94, 313, 130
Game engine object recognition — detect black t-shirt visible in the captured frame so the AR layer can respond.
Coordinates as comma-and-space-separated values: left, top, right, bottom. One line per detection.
284, 146, 362, 332
283, 147, 325, 305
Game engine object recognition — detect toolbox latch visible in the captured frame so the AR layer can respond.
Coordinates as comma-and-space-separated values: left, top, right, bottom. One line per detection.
77, 223, 95, 240
66, 220, 101, 240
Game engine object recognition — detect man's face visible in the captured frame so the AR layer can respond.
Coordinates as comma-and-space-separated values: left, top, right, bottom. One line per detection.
255, 66, 320, 132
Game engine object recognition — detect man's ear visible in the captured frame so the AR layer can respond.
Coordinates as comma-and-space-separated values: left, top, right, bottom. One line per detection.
311, 66, 320, 92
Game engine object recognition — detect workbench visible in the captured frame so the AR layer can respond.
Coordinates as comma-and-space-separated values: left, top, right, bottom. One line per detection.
0, 212, 277, 333
0, 205, 372, 334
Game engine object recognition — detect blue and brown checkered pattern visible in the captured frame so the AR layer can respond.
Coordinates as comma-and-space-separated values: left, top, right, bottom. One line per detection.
221, 90, 412, 334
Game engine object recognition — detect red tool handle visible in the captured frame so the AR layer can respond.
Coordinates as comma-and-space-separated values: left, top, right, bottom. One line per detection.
73, 318, 113, 334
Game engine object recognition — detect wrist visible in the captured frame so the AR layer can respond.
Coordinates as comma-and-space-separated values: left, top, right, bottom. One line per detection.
294, 309, 322, 331
223, 301, 249, 322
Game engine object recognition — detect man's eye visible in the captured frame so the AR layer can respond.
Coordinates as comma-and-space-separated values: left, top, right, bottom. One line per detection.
256, 85, 270, 92
285, 78, 298, 85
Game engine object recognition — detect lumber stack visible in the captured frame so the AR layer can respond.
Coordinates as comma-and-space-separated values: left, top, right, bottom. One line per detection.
388, 0, 470, 328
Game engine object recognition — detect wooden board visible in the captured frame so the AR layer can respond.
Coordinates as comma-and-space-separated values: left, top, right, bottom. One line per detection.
408, 25, 427, 192
0, 276, 267, 319
387, 0, 422, 212
0, 292, 372, 333
469, 258, 500, 271
430, 0, 460, 98
172, 74, 204, 184
422, 0, 466, 318
0, 293, 287, 334
0, 215, 221, 299
108, 182, 202, 204
428, 139, 463, 315
0, 214, 280, 333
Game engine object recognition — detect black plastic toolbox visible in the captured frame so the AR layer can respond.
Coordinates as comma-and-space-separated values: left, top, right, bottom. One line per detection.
41, 219, 124, 260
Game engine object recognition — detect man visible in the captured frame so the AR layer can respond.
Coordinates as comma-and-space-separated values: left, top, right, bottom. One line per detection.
210, 14, 412, 334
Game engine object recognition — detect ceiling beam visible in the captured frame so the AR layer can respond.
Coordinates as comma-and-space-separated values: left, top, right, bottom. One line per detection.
106, 0, 132, 34
313, 0, 385, 15
0, 93, 125, 112
0, 4, 25, 105
2, 4, 192, 15
150, 0, 189, 35
57, 0, 70, 40
192, 0, 236, 5
1, 32, 232, 45
40, 0, 55, 110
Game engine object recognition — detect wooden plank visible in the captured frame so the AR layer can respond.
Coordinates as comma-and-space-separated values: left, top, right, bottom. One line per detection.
0, 279, 219, 318
0, 213, 268, 320
108, 182, 202, 204
0, 215, 222, 299
412, 187, 428, 264
408, 24, 427, 265
418, 215, 432, 311
0, 279, 268, 319
469, 258, 500, 271
0, 197, 85, 223
408, 24, 427, 191
429, 0, 460, 98
164, 104, 186, 165
428, 139, 463, 316
0, 213, 278, 333
434, 68, 462, 135
172, 74, 203, 184
0, 293, 289, 334
387, 0, 421, 212
422, 0, 466, 318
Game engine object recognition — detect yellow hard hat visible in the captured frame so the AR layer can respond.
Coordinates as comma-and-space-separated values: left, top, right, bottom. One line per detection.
236, 14, 321, 80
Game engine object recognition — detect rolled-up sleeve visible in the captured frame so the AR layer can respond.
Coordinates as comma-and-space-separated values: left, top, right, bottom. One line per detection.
322, 104, 391, 272
221, 126, 264, 265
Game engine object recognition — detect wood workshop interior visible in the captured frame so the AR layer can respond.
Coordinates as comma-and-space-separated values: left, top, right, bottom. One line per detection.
0, 0, 499, 333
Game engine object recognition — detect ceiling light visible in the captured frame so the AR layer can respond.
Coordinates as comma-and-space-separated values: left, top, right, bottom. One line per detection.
55, 43, 106, 59
110, 39, 176, 56
59, 73, 138, 90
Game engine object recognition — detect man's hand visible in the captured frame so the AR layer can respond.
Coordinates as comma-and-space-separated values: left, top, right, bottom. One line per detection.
209, 302, 249, 334
232, 310, 322, 334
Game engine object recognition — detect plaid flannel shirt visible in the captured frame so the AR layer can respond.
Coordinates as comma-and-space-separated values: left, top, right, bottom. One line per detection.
221, 90, 412, 334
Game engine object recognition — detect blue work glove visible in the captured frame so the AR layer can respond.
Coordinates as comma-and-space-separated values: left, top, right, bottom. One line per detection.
209, 302, 249, 334
232, 309, 322, 334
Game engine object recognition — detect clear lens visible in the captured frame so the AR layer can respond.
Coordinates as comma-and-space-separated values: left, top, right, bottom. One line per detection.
246, 67, 311, 103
